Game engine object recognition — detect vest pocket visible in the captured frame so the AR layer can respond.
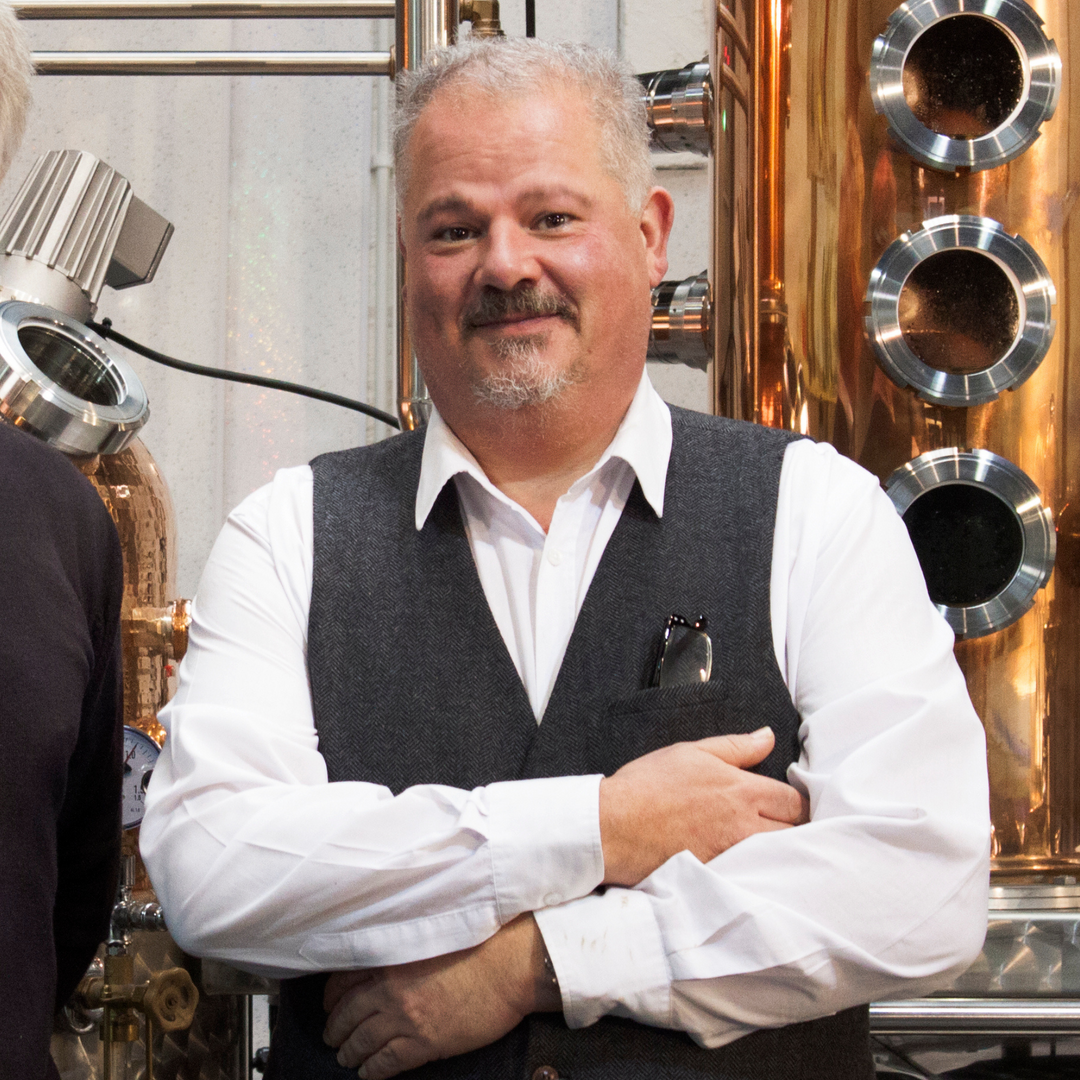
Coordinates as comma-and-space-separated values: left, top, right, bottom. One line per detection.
594, 679, 760, 773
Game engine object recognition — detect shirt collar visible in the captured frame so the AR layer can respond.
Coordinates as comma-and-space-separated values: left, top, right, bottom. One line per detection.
414, 370, 673, 530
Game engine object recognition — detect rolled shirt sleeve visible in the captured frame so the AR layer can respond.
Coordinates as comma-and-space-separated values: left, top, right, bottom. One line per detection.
537, 439, 990, 1043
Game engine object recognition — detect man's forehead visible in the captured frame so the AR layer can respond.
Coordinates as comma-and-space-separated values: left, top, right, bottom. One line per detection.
424, 68, 587, 112
402, 81, 608, 212
411, 74, 597, 148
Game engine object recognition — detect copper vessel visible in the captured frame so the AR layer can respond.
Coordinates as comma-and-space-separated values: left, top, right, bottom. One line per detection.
0, 153, 251, 1073
714, 0, 1077, 876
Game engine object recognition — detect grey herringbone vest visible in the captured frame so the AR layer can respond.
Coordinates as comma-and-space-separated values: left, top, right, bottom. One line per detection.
268, 407, 873, 1080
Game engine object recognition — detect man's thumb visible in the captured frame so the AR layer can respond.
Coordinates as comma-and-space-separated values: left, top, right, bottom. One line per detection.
696, 727, 775, 767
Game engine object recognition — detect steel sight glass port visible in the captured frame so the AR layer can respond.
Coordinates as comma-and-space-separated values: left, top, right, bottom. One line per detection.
638, 60, 712, 156
870, 0, 1060, 172
865, 216, 1055, 407
648, 272, 711, 371
0, 300, 149, 454
885, 449, 1054, 639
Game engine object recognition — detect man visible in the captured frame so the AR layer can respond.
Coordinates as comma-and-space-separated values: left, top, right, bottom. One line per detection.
0, 11, 126, 1080
141, 37, 990, 1080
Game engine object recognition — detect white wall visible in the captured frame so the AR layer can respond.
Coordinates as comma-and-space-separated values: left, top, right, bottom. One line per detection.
10, 0, 711, 596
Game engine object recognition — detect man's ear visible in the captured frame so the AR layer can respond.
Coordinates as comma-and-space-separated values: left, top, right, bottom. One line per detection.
640, 186, 675, 289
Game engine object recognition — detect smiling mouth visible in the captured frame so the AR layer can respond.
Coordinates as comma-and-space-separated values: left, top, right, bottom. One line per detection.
472, 312, 562, 331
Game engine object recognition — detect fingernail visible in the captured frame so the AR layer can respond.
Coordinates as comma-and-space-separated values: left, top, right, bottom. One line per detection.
357, 1068, 368, 1079
751, 726, 770, 737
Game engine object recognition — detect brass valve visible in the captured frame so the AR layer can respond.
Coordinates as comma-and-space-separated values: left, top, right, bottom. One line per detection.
77, 955, 198, 1080
141, 967, 200, 1031
127, 597, 192, 660
459, 0, 503, 37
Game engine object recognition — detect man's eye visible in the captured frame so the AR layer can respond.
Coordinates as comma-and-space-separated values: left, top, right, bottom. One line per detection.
537, 212, 572, 230
435, 226, 474, 242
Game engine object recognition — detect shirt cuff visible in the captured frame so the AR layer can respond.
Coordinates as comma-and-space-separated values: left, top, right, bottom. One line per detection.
484, 774, 605, 922
534, 887, 672, 1030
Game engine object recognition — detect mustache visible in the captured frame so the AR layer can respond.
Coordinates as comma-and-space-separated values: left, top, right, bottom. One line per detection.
462, 286, 578, 332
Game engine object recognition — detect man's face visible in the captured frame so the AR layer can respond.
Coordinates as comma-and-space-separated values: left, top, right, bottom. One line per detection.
399, 80, 671, 435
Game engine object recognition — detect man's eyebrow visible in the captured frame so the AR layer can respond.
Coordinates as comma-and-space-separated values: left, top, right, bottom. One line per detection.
417, 196, 475, 224
416, 186, 596, 224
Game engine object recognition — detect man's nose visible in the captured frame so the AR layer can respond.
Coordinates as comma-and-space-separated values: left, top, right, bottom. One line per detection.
476, 220, 541, 291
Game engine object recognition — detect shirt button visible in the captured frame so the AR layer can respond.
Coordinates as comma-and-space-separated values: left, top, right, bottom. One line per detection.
543, 892, 562, 906
546, 549, 563, 566
532, 1068, 559, 1080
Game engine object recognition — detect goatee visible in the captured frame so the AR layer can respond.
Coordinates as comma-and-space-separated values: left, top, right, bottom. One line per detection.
462, 285, 584, 411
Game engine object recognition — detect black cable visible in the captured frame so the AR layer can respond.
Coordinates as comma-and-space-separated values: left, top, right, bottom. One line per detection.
525, 0, 535, 37
89, 318, 401, 431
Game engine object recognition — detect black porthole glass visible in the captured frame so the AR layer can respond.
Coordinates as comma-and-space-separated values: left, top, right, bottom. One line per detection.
869, 0, 1061, 173
898, 249, 1020, 375
903, 16, 1024, 140
902, 483, 1024, 607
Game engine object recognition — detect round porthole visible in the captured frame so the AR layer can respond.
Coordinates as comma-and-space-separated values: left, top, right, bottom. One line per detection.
885, 449, 1054, 639
865, 215, 1055, 407
870, 0, 1060, 172
0, 300, 149, 454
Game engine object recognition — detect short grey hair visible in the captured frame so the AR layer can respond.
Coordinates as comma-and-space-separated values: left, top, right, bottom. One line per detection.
0, 4, 32, 182
393, 37, 652, 213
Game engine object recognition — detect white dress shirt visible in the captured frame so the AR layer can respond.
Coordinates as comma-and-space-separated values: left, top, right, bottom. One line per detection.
141, 373, 990, 1049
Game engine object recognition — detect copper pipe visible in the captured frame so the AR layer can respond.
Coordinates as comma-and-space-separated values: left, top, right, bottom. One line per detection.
749, 0, 760, 421
756, 0, 790, 430
759, 0, 786, 307
709, 1, 756, 422
394, 0, 459, 430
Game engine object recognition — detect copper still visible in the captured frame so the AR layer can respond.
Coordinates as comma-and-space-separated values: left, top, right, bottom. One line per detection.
691, 0, 1079, 882
0, 149, 257, 1080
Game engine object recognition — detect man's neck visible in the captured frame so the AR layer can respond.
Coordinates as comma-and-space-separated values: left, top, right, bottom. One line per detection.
447, 392, 631, 532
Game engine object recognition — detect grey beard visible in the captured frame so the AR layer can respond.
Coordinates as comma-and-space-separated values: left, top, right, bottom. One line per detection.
470, 333, 583, 411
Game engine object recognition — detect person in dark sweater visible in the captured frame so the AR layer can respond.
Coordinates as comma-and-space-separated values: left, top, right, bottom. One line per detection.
0, 419, 124, 1080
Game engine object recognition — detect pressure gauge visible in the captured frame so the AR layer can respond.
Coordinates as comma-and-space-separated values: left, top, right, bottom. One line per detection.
122, 726, 161, 830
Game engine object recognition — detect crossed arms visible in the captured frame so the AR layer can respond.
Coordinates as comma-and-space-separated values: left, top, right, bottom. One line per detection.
323, 728, 805, 1078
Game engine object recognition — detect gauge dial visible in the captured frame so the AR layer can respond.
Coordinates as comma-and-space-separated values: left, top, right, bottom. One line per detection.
122, 726, 160, 830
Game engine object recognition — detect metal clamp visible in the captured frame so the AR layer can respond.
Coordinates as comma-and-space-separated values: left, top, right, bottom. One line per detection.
865, 215, 1055, 407
870, 0, 1060, 172
885, 448, 1054, 639
639, 60, 712, 156
648, 271, 711, 370
0, 301, 149, 454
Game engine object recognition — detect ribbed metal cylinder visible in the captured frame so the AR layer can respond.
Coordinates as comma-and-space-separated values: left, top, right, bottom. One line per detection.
0, 149, 173, 318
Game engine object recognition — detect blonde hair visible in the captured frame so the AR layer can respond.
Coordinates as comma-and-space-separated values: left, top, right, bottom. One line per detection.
394, 37, 652, 212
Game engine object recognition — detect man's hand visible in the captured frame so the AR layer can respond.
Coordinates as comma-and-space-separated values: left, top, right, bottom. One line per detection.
323, 914, 559, 1080
599, 727, 809, 886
